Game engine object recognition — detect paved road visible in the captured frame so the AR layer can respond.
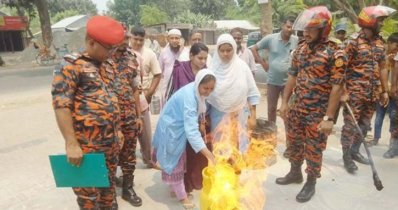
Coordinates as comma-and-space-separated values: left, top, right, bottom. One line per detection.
0, 67, 397, 210
0, 66, 54, 95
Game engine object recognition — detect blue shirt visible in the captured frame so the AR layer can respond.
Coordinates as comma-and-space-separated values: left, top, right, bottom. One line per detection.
152, 82, 206, 174
256, 32, 298, 86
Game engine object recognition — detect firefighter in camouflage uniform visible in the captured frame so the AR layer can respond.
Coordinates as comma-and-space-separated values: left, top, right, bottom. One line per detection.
277, 6, 346, 203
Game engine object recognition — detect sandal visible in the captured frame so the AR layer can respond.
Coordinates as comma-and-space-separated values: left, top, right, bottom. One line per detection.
170, 192, 194, 200
182, 202, 195, 210
187, 193, 194, 200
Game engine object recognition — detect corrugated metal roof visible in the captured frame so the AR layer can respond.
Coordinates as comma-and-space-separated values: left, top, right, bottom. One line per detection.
51, 15, 87, 29
214, 20, 259, 30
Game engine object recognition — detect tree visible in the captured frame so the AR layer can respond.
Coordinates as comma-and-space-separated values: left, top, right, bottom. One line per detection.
34, 0, 53, 48
174, 11, 214, 28
331, 0, 358, 23
140, 4, 169, 26
191, 0, 235, 19
107, 0, 142, 26
226, 0, 304, 33
145, 0, 191, 19
47, 0, 97, 16
260, 1, 273, 36
3, 0, 36, 37
272, 0, 306, 28
225, 0, 261, 25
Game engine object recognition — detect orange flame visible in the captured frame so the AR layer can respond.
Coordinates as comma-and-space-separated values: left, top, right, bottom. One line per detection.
201, 115, 276, 210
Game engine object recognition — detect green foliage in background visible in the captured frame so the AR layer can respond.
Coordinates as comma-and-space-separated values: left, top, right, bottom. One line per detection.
51, 10, 79, 23
107, 0, 141, 26
47, 0, 97, 16
174, 11, 214, 28
140, 4, 169, 26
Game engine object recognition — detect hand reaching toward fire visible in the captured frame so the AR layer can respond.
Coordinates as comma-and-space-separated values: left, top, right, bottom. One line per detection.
248, 115, 256, 130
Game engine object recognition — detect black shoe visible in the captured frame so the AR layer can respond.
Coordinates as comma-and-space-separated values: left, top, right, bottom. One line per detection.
351, 152, 370, 165
98, 205, 117, 210
343, 148, 358, 173
122, 175, 143, 207
276, 165, 303, 185
112, 198, 118, 210
383, 148, 397, 158
383, 146, 398, 159
296, 176, 316, 203
383, 138, 398, 159
112, 204, 118, 210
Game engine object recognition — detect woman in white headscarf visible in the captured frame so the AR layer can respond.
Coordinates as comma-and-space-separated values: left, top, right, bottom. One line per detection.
152, 69, 216, 209
208, 33, 261, 152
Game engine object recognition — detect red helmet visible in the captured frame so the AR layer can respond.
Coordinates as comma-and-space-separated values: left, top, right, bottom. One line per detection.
358, 6, 396, 29
293, 6, 332, 39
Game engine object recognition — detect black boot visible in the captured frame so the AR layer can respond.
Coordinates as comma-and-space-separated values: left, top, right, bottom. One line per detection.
283, 149, 291, 158
99, 206, 116, 210
296, 175, 316, 203
112, 195, 118, 210
342, 148, 358, 173
122, 175, 142, 207
383, 138, 398, 159
115, 176, 123, 188
351, 142, 370, 165
276, 164, 303, 185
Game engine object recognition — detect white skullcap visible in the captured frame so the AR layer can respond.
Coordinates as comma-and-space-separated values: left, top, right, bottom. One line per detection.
168, 28, 182, 36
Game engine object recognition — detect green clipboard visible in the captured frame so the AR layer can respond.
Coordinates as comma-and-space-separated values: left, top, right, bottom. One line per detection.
49, 153, 110, 187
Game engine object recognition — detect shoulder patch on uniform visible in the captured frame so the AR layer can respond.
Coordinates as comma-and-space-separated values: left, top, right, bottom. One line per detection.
82, 63, 97, 73
63, 53, 80, 64
335, 58, 344, 67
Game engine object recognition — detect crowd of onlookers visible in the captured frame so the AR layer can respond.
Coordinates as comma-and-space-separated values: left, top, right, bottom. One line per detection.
51, 5, 398, 209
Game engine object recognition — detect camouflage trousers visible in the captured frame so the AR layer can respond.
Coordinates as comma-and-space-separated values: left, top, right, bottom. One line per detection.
340, 98, 376, 149
286, 109, 327, 178
119, 122, 138, 175
73, 138, 120, 209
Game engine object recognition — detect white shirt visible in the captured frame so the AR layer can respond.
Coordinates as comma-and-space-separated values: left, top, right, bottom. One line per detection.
237, 47, 256, 72
137, 47, 161, 90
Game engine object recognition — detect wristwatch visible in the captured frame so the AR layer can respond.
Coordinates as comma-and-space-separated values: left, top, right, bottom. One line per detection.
323, 116, 334, 121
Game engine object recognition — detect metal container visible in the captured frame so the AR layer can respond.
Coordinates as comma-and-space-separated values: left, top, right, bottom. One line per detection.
251, 118, 277, 147
150, 95, 160, 115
